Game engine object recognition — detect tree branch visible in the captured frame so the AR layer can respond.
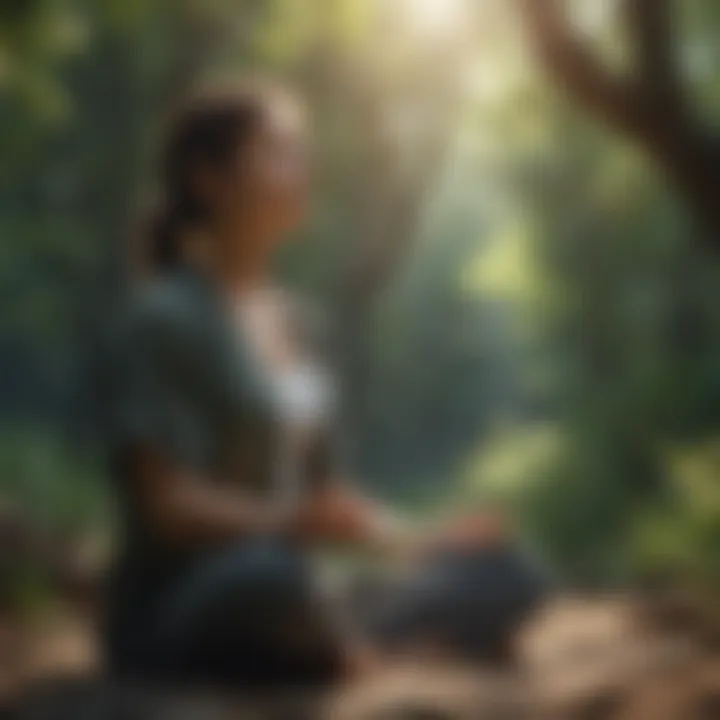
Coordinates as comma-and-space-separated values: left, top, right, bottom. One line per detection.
624, 0, 685, 120
518, 0, 649, 138
519, 0, 720, 245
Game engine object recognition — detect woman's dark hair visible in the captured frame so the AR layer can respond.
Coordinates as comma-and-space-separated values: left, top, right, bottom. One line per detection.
145, 81, 286, 274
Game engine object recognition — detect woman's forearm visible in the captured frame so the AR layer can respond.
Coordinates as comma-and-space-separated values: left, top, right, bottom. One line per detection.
131, 449, 278, 548
132, 452, 429, 552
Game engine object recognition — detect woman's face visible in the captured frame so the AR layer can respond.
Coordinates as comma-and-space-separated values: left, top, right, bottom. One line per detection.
211, 98, 310, 249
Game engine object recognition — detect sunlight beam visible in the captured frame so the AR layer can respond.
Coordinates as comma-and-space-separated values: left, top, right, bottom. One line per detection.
398, 0, 471, 39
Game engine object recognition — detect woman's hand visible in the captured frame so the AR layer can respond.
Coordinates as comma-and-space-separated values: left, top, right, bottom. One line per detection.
432, 511, 508, 552
287, 483, 510, 557
289, 486, 378, 544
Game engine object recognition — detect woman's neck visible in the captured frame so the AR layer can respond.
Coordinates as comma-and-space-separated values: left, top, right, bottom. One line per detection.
184, 220, 274, 297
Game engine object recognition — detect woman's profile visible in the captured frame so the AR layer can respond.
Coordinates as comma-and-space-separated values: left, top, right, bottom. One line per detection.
103, 80, 398, 687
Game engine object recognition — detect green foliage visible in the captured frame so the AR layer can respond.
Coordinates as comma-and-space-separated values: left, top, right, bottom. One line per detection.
631, 442, 720, 590
1, 0, 719, 590
0, 426, 106, 532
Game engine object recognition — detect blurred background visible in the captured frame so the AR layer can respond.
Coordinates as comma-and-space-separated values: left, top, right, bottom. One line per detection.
0, 0, 718, 684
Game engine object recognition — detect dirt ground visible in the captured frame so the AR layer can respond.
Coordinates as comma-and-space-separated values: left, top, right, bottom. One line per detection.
2, 595, 718, 719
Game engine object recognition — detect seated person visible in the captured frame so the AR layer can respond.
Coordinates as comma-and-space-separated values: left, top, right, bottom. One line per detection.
100, 80, 546, 690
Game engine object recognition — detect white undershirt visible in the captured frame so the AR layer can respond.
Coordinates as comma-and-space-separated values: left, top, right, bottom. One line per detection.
232, 289, 335, 513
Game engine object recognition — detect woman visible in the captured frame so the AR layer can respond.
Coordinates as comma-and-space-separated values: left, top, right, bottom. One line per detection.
103, 80, 408, 688
101, 80, 536, 689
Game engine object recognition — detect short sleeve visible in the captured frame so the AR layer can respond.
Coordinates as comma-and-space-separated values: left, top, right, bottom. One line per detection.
105, 291, 196, 463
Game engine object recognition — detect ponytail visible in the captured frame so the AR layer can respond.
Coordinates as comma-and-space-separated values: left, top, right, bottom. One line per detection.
146, 197, 192, 274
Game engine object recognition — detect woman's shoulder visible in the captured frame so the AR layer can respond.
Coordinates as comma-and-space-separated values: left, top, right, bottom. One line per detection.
113, 272, 212, 344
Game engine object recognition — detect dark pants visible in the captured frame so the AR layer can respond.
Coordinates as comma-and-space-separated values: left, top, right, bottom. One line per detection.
105, 539, 344, 689
106, 540, 549, 687
366, 545, 550, 663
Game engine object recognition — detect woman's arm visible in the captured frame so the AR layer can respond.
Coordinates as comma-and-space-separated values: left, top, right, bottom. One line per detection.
298, 480, 421, 553
304, 481, 509, 558
128, 448, 387, 549
128, 447, 280, 548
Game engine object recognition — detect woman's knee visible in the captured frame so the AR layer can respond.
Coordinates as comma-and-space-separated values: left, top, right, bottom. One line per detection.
163, 539, 308, 632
